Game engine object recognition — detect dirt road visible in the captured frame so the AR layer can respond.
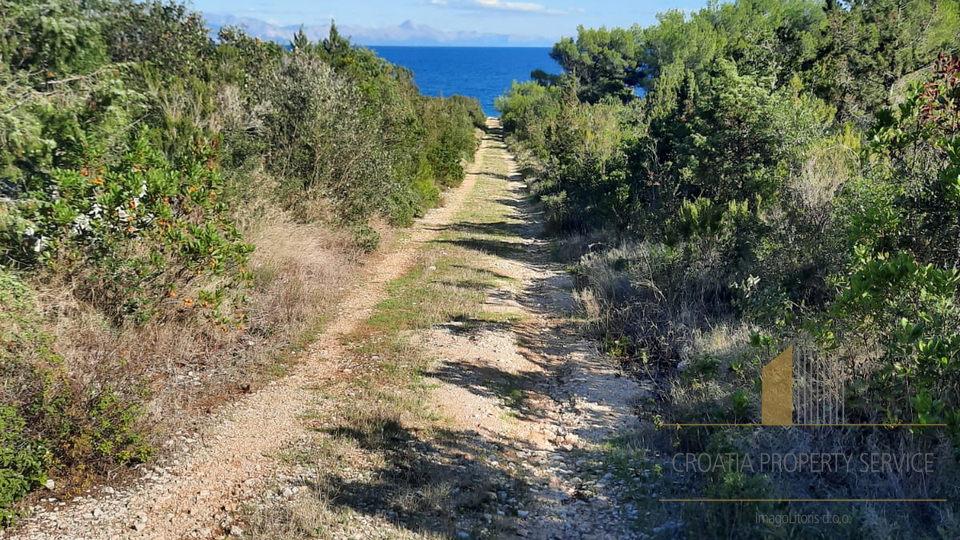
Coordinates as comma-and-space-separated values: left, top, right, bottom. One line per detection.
8, 119, 652, 540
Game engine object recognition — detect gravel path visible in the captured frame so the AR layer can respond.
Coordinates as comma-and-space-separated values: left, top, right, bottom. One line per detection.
414, 131, 652, 540
5, 120, 654, 540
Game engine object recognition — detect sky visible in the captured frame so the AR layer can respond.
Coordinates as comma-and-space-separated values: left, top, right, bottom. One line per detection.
187, 0, 705, 42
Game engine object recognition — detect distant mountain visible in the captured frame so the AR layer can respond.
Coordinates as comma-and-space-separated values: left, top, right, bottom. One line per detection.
203, 14, 555, 47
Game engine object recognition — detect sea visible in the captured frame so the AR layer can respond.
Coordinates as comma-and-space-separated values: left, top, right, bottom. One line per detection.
370, 47, 558, 117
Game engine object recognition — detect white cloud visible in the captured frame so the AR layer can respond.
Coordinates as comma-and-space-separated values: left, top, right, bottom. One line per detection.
476, 0, 547, 12
429, 0, 574, 15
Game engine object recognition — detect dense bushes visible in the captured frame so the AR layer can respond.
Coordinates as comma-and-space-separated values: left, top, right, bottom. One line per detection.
499, 0, 959, 537
0, 269, 152, 527
0, 0, 481, 522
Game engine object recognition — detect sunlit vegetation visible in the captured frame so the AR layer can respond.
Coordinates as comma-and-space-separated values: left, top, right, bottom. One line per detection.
0, 0, 482, 524
498, 0, 960, 537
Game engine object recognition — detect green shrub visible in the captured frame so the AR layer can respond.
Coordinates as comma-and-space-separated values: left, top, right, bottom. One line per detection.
2, 130, 253, 325
0, 269, 153, 523
351, 223, 382, 253
86, 387, 153, 467
0, 406, 50, 528
448, 94, 487, 128
496, 81, 564, 160
687, 354, 721, 378
254, 30, 480, 228
827, 249, 960, 425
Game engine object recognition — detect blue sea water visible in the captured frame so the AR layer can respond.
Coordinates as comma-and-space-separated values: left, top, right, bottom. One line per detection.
370, 47, 558, 117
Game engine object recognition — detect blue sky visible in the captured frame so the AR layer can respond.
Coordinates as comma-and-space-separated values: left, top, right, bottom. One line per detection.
187, 0, 704, 41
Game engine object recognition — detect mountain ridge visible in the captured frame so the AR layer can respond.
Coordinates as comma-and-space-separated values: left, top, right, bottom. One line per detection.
204, 13, 555, 47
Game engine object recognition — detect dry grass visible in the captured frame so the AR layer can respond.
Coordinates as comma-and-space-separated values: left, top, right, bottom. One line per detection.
245, 215, 360, 336
246, 493, 448, 540
793, 143, 852, 213
572, 240, 724, 368
554, 229, 615, 263
22, 203, 367, 482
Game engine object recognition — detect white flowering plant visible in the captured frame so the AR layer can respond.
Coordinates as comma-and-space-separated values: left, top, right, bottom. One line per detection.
4, 129, 254, 326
